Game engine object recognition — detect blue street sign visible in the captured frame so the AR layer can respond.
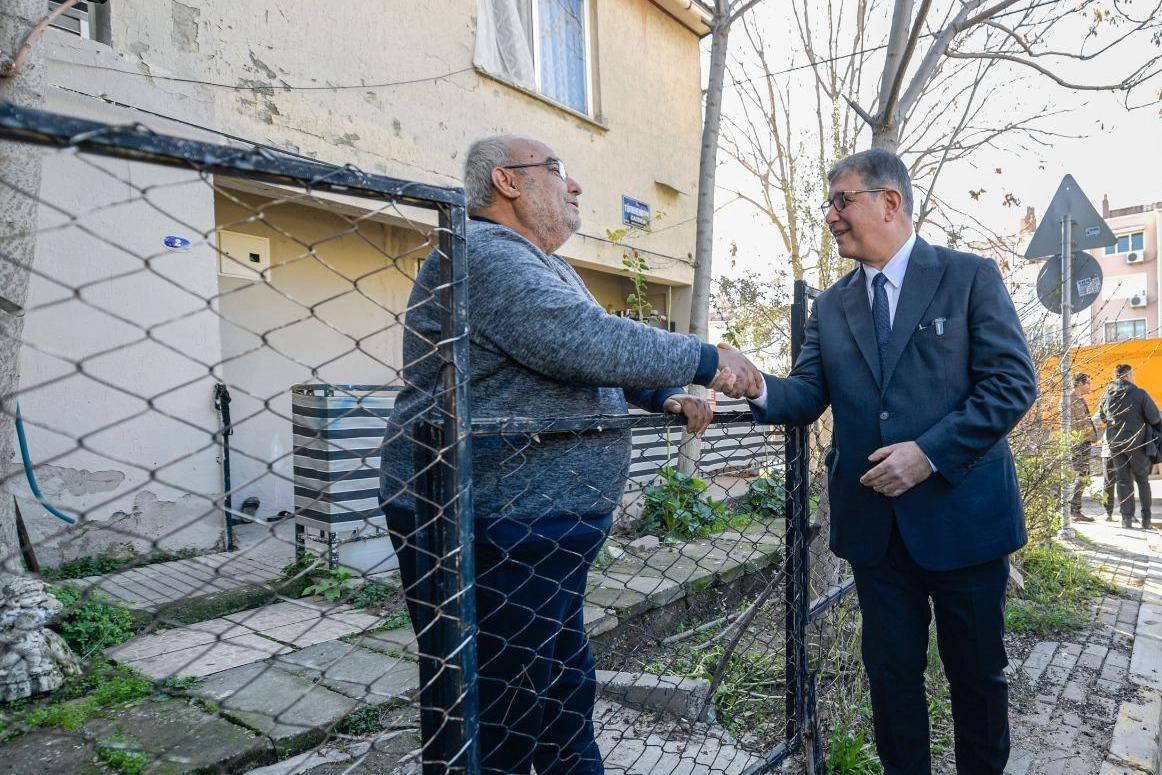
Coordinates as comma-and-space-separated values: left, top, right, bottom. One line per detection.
621, 196, 650, 228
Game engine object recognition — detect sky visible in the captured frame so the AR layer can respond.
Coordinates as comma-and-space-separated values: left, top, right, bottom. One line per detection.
709, 1, 1162, 281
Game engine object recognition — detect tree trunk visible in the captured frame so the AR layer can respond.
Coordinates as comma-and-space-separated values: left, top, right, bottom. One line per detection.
678, 2, 732, 475
0, 0, 48, 573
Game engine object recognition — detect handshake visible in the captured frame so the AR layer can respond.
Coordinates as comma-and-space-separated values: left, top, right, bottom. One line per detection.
710, 343, 764, 400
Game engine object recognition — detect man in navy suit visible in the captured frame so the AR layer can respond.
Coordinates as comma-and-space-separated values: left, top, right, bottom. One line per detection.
717, 149, 1036, 775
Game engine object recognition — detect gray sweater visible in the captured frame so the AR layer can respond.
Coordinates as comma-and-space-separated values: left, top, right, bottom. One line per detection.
379, 219, 717, 525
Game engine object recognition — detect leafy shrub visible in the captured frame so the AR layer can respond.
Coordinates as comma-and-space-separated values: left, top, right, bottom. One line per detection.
50, 586, 138, 656
349, 581, 392, 609
638, 467, 728, 540
827, 725, 881, 775
742, 475, 785, 521
301, 567, 362, 603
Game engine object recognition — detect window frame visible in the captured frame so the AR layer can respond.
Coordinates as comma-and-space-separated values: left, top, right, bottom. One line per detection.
1104, 318, 1147, 342
1104, 231, 1146, 255
530, 0, 594, 116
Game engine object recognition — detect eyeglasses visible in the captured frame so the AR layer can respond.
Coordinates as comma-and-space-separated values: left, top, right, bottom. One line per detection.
818, 188, 892, 216
501, 157, 567, 181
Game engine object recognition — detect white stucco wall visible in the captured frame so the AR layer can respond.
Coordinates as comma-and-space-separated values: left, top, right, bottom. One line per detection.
15, 111, 225, 564
20, 0, 707, 560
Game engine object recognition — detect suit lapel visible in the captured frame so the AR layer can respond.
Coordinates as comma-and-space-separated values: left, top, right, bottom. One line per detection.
840, 269, 883, 383
881, 237, 944, 388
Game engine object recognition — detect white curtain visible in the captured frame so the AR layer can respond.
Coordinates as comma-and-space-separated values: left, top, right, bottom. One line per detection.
537, 0, 587, 113
474, 0, 536, 92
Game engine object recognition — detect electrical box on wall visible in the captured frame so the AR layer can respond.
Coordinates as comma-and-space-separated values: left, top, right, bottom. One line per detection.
216, 230, 271, 280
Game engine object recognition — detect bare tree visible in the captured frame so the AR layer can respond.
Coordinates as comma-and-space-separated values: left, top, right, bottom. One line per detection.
719, 0, 1155, 288
679, 0, 764, 474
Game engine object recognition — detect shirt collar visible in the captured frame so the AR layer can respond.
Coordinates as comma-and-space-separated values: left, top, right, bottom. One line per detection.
864, 231, 917, 288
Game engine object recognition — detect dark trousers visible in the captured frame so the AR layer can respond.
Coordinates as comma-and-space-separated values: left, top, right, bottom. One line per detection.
1103, 456, 1116, 516
389, 511, 609, 775
1069, 443, 1091, 516
852, 523, 1010, 775
1112, 449, 1152, 526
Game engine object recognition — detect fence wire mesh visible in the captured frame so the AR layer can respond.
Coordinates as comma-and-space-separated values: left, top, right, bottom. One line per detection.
0, 106, 862, 775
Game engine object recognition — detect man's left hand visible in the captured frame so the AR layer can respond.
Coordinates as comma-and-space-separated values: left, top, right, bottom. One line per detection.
664, 394, 714, 436
859, 441, 932, 498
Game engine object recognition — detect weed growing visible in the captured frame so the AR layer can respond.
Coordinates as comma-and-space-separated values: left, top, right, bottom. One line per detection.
49, 586, 138, 657
1006, 541, 1117, 634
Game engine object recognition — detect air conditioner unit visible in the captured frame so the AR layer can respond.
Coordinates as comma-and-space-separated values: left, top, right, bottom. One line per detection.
1126, 251, 1144, 264
1130, 292, 1148, 308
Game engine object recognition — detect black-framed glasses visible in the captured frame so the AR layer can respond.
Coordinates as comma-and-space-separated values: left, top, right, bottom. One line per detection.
501, 157, 567, 181
819, 188, 892, 215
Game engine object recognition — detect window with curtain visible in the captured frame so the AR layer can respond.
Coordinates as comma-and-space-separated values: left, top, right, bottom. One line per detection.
475, 0, 591, 115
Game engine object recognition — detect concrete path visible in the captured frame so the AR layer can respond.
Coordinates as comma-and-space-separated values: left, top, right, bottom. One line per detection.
16, 504, 1161, 775
997, 512, 1162, 775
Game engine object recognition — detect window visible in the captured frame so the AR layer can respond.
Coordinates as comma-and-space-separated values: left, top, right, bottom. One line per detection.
1105, 319, 1146, 342
475, 0, 591, 115
48, 1, 110, 43
1104, 231, 1145, 255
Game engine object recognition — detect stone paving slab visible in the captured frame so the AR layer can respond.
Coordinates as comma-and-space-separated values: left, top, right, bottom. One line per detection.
191, 662, 360, 744
1108, 691, 1162, 775
351, 626, 420, 657
274, 640, 419, 704
1132, 602, 1162, 692
127, 631, 295, 679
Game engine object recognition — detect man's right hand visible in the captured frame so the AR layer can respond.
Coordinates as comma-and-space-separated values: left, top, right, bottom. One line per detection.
711, 343, 763, 399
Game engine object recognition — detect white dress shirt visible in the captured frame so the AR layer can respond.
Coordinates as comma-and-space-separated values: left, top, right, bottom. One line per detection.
750, 231, 917, 410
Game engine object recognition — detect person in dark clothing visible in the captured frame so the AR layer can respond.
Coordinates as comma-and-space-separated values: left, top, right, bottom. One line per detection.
1069, 373, 1098, 522
1098, 364, 1161, 529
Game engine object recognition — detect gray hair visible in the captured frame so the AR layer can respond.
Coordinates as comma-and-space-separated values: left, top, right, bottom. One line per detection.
828, 148, 914, 217
463, 134, 517, 211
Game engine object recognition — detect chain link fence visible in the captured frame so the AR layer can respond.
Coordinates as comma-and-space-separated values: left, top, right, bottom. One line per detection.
0, 105, 866, 775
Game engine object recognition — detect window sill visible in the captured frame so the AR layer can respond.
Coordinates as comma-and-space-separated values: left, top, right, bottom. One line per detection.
474, 68, 608, 132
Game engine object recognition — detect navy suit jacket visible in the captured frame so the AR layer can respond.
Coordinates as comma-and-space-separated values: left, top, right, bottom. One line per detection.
754, 237, 1037, 571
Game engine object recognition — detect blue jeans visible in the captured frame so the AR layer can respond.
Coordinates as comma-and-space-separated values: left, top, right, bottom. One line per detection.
389, 510, 609, 775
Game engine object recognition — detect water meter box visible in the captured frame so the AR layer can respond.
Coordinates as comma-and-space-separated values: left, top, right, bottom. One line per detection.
291, 384, 400, 572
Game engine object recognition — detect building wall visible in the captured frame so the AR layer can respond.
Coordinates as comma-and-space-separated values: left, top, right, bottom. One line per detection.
1088, 204, 1161, 342
16, 137, 225, 565
20, 1, 708, 553
214, 191, 425, 513
95, 0, 704, 281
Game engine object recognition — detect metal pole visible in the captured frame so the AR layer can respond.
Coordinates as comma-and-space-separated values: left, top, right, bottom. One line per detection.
1061, 216, 1074, 534
414, 199, 474, 775
785, 280, 813, 758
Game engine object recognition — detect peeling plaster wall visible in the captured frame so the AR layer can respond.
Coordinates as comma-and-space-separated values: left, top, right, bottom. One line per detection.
26, 1, 706, 561
15, 80, 225, 567
94, 0, 704, 280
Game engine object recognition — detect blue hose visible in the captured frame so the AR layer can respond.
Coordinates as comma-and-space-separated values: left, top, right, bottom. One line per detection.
15, 405, 77, 524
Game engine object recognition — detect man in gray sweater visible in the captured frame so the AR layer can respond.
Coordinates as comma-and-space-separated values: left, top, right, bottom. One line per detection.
379, 134, 759, 774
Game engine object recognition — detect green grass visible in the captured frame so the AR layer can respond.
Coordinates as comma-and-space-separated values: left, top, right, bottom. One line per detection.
41, 549, 197, 581
827, 724, 881, 775
1, 660, 157, 740
657, 639, 786, 739
96, 734, 149, 774
1005, 541, 1117, 634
